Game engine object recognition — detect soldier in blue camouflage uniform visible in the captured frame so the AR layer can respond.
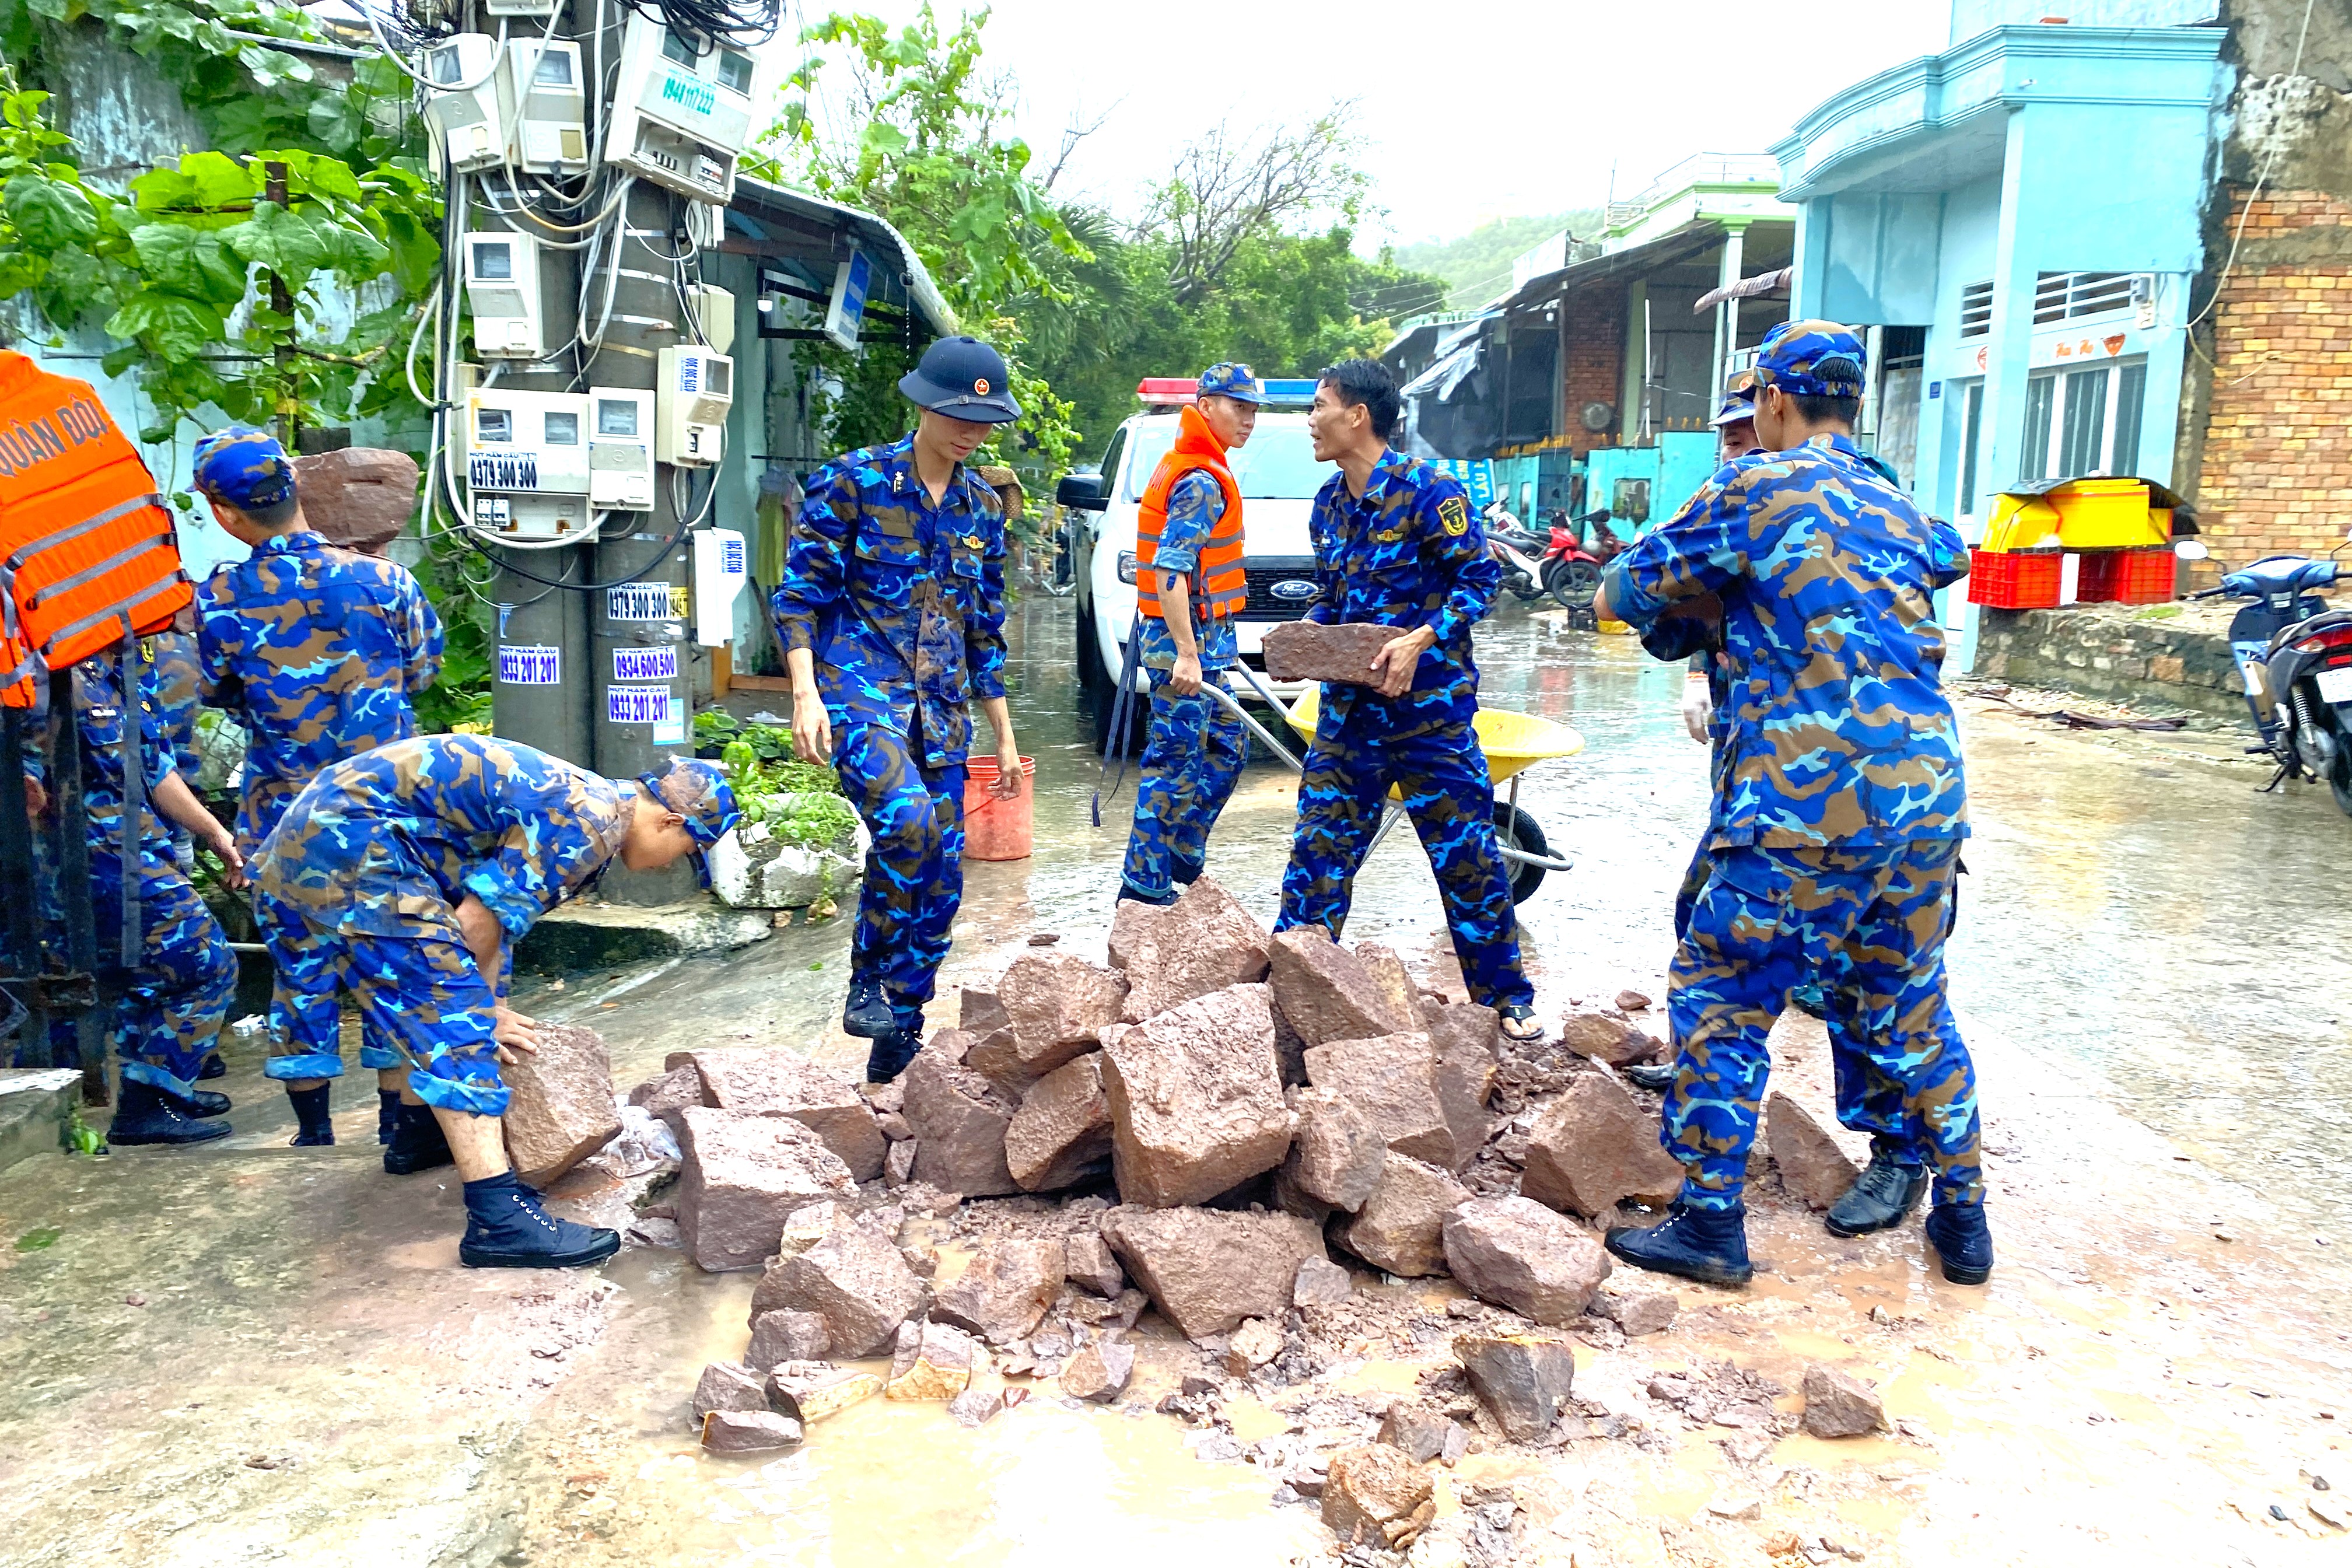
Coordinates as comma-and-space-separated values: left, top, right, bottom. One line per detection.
141, 616, 231, 1080
192, 426, 443, 1136
1118, 362, 1266, 904
1598, 321, 1990, 1287
256, 736, 737, 1266
773, 336, 1025, 1083
1276, 359, 1544, 1044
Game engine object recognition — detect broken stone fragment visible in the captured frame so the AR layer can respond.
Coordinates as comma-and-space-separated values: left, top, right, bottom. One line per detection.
1799, 1364, 1887, 1438
750, 1221, 929, 1357
700, 1409, 804, 1453
901, 1045, 1021, 1197
1303, 1034, 1453, 1164
1100, 1204, 1328, 1338
930, 1238, 1066, 1344
1059, 1336, 1136, 1402
767, 1367, 881, 1425
1344, 1154, 1471, 1278
674, 1108, 859, 1273
1592, 1285, 1677, 1337
885, 1140, 918, 1186
1269, 929, 1410, 1046
1294, 1256, 1355, 1308
1118, 877, 1272, 1022
1063, 1231, 1125, 1298
1100, 983, 1293, 1208
1378, 1399, 1462, 1465
745, 1308, 832, 1370
862, 1080, 906, 1117
1558, 1011, 1655, 1066
1261, 620, 1406, 688
947, 1387, 1005, 1428
1520, 1069, 1686, 1217
1353, 944, 1423, 1034
972, 953, 1129, 1091
876, 1111, 915, 1142
885, 1318, 981, 1400
290, 446, 419, 554
1615, 989, 1653, 1012
961, 986, 1012, 1037
1455, 1334, 1578, 1442
1441, 1196, 1612, 1326
1283, 1086, 1387, 1214
1321, 1442, 1437, 1546
676, 1048, 887, 1182
1005, 1052, 1113, 1192
501, 1023, 622, 1186
1768, 1092, 1866, 1212
1421, 999, 1501, 1172
690, 1361, 769, 1422
1224, 1317, 1285, 1374
627, 1063, 708, 1126
1107, 898, 1166, 972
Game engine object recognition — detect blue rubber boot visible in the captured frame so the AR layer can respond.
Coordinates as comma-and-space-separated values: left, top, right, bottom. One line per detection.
1605, 1202, 1754, 1287
377, 1090, 401, 1146
841, 978, 897, 1040
459, 1172, 621, 1269
108, 1079, 231, 1147
864, 1028, 923, 1086
288, 1084, 334, 1147
1825, 1147, 1930, 1237
383, 1101, 454, 1175
1924, 1202, 1994, 1285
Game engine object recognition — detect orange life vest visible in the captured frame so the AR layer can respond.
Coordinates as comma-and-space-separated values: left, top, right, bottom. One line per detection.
0, 351, 190, 706
1136, 403, 1245, 622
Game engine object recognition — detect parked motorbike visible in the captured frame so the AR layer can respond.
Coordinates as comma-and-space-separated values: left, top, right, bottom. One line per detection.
2186, 539, 2352, 813
1541, 508, 1619, 611
1485, 516, 1555, 604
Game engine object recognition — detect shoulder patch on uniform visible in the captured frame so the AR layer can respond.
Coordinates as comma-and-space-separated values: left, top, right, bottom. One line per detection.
1438, 494, 1469, 536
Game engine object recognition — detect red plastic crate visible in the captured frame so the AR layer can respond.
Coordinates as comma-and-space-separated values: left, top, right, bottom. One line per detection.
1967, 549, 2063, 609
2076, 547, 2176, 606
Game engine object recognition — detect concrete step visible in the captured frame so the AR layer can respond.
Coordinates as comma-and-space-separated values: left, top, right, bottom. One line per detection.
0, 1068, 84, 1174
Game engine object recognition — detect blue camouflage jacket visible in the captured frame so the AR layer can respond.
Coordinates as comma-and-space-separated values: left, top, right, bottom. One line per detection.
771, 435, 1009, 769
68, 653, 176, 862
1304, 448, 1500, 733
256, 734, 631, 944
196, 531, 444, 855
1604, 432, 1970, 849
144, 632, 203, 783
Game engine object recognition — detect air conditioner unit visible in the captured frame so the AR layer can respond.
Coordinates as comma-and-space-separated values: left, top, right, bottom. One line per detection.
464, 231, 544, 359
656, 346, 732, 467
588, 388, 657, 510
603, 12, 758, 204
420, 34, 505, 174
501, 38, 588, 176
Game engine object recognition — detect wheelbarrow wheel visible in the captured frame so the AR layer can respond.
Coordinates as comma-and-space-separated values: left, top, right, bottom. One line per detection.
1493, 801, 1549, 904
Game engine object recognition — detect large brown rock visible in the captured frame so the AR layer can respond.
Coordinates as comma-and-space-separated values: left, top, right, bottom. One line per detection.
930, 1238, 1065, 1344
701, 1409, 803, 1453
972, 954, 1128, 1090
502, 1023, 621, 1185
1100, 984, 1293, 1208
1800, 1363, 1887, 1438
1107, 898, 1167, 972
1262, 620, 1405, 688
628, 1063, 706, 1124
1767, 1091, 1864, 1210
901, 1046, 1021, 1197
1441, 1196, 1611, 1325
749, 1222, 929, 1356
1559, 1011, 1656, 1067
1060, 1338, 1135, 1402
1521, 1070, 1686, 1217
290, 446, 418, 555
1422, 999, 1500, 1171
884, 1318, 980, 1400
1063, 1231, 1125, 1297
1454, 1334, 1577, 1441
745, 1308, 831, 1369
690, 1361, 769, 1421
1322, 1443, 1437, 1547
1354, 944, 1423, 1034
1118, 877, 1271, 1022
1004, 1052, 1112, 1192
677, 1049, 886, 1182
1303, 1034, 1453, 1165
1268, 929, 1408, 1047
1344, 1154, 1470, 1278
1099, 1205, 1327, 1338
674, 1108, 858, 1273
1282, 1087, 1386, 1213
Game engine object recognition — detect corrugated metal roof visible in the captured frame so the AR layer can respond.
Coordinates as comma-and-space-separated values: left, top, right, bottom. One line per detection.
1488, 220, 1730, 314
725, 177, 958, 337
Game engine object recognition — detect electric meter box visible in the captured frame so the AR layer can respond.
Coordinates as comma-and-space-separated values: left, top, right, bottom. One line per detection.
421, 34, 505, 174
589, 388, 657, 510
603, 13, 758, 204
688, 283, 737, 355
464, 232, 544, 359
656, 346, 732, 467
469, 390, 591, 540
500, 39, 588, 174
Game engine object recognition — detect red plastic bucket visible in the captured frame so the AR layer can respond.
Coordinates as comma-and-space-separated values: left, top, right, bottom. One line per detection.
963, 755, 1036, 862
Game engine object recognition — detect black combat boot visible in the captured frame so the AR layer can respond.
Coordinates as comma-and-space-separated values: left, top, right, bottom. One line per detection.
841, 978, 897, 1040
1605, 1202, 1754, 1287
459, 1172, 620, 1269
109, 1079, 232, 1146
383, 1101, 454, 1175
377, 1088, 401, 1146
1825, 1147, 1930, 1237
864, 1028, 923, 1086
288, 1084, 334, 1147
1924, 1202, 1994, 1285
197, 1052, 227, 1080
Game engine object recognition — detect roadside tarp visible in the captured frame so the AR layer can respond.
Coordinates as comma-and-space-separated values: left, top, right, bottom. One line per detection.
1399, 316, 1500, 460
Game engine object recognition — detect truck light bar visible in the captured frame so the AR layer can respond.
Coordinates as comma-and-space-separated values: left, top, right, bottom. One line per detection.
1135, 377, 1321, 406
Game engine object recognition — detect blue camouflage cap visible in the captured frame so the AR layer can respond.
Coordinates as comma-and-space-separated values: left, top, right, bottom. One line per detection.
1198, 363, 1268, 405
1710, 372, 1758, 428
1753, 320, 1866, 400
192, 425, 298, 510
639, 757, 742, 888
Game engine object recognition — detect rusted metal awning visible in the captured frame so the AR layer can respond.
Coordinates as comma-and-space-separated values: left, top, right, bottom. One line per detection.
1694, 267, 1793, 312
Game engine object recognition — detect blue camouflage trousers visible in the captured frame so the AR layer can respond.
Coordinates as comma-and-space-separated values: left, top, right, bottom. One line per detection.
56, 852, 237, 1098
1119, 668, 1247, 902
257, 892, 507, 1115
1277, 713, 1534, 1013
836, 722, 965, 1032
1664, 838, 1983, 1212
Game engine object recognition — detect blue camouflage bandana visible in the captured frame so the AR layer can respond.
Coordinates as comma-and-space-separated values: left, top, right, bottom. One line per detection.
194, 426, 298, 510
1197, 363, 1268, 405
1752, 320, 1866, 400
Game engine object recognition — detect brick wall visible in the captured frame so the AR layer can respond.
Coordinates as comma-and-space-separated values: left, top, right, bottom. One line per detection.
1558, 285, 1623, 456
2194, 190, 2352, 569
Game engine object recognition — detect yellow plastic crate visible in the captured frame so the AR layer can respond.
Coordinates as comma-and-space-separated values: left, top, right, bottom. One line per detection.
2049, 478, 2162, 550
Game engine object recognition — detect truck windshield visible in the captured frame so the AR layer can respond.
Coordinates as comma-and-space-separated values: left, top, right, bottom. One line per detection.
1117, 421, 1333, 502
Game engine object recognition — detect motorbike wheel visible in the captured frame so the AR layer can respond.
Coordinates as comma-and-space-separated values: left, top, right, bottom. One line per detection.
1505, 569, 1544, 603
1493, 802, 1551, 904
2330, 747, 2352, 817
1549, 561, 1602, 612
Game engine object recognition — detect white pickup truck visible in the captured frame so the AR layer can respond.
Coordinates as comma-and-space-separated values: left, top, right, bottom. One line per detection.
1056, 380, 1333, 748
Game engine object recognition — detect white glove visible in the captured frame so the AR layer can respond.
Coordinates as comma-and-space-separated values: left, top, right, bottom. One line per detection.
1680, 674, 1714, 743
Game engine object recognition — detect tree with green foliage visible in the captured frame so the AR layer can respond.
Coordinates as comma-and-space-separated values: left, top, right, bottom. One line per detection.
1393, 209, 1604, 312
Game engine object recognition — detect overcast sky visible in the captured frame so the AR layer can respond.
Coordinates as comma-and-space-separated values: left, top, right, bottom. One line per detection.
782, 0, 1954, 246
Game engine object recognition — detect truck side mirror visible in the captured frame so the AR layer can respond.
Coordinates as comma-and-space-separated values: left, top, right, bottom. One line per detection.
1056, 471, 1108, 512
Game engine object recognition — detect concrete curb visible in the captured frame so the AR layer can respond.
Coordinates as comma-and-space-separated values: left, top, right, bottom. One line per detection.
0, 1069, 83, 1175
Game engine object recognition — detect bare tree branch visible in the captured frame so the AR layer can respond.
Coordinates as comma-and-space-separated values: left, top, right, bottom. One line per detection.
1141, 102, 1368, 304
1041, 100, 1120, 193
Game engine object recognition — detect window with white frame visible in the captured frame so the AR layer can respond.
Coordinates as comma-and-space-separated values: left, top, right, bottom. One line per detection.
2019, 358, 2147, 482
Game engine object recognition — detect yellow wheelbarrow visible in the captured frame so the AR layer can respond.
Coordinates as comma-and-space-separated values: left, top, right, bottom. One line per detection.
1203, 665, 1584, 902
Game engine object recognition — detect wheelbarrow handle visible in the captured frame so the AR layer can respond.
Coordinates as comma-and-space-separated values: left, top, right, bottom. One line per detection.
1201, 675, 1306, 773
